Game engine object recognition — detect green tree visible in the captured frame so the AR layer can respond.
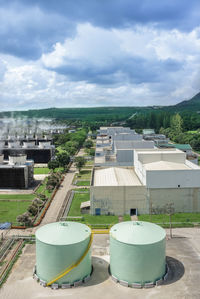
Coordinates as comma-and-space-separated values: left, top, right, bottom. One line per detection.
74, 156, 86, 173
84, 139, 93, 149
16, 212, 33, 226
170, 113, 183, 133
48, 160, 59, 172
57, 152, 70, 169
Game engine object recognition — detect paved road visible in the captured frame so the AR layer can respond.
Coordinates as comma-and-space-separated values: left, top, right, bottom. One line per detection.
39, 166, 76, 226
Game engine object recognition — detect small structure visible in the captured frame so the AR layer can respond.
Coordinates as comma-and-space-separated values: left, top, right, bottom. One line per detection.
80, 201, 90, 214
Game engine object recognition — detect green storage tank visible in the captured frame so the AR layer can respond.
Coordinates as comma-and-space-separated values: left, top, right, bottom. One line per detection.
110, 221, 166, 286
35, 222, 92, 286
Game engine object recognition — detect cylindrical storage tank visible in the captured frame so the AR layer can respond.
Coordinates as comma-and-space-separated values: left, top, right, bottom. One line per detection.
38, 141, 51, 148
35, 222, 92, 286
110, 221, 166, 286
23, 141, 35, 148
9, 154, 27, 165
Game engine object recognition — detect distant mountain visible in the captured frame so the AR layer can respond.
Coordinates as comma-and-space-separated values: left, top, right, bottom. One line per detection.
0, 91, 200, 120
174, 92, 200, 111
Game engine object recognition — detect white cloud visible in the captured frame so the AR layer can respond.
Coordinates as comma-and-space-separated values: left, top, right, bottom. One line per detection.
1, 23, 200, 110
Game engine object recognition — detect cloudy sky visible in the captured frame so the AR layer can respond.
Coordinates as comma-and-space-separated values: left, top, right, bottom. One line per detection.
0, 0, 200, 110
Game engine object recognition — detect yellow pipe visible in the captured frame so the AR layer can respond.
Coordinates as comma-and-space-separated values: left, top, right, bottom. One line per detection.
47, 233, 94, 286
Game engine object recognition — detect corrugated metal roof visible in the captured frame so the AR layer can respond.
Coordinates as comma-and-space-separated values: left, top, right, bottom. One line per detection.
94, 167, 142, 186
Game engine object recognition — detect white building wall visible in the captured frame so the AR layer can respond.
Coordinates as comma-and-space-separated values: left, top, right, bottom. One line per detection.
90, 185, 147, 215
146, 169, 200, 188
149, 188, 200, 213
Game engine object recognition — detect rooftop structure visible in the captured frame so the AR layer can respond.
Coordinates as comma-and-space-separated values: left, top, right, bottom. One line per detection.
143, 129, 155, 135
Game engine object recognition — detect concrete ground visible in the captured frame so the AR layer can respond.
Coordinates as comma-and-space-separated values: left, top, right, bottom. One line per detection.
1, 229, 200, 299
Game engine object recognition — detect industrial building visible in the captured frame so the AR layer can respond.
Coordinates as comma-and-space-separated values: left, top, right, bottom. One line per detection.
91, 148, 200, 215
95, 127, 155, 167
0, 140, 55, 163
110, 221, 166, 287
35, 222, 92, 287
0, 154, 34, 189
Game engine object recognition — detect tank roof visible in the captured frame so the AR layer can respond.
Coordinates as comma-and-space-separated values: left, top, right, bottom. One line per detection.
36, 222, 91, 245
110, 221, 166, 245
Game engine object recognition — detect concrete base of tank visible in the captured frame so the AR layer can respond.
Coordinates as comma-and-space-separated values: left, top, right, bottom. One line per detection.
1, 229, 200, 299
109, 263, 170, 288
33, 266, 93, 288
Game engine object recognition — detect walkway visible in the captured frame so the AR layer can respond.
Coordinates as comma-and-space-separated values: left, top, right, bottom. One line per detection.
39, 165, 76, 226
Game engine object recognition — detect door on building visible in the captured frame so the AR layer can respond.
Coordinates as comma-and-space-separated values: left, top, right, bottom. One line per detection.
130, 208, 137, 216
95, 208, 101, 215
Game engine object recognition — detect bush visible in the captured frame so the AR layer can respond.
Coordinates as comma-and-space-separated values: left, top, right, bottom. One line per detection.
16, 212, 33, 226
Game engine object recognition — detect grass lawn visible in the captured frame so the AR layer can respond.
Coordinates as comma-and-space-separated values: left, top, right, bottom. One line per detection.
76, 170, 91, 180
68, 192, 90, 216
83, 215, 118, 226
0, 194, 35, 201
73, 188, 90, 192
85, 160, 94, 166
34, 167, 50, 175
138, 213, 200, 224
187, 130, 199, 134
68, 192, 118, 226
123, 215, 131, 221
34, 167, 64, 174
0, 200, 31, 223
76, 181, 90, 186
36, 180, 52, 198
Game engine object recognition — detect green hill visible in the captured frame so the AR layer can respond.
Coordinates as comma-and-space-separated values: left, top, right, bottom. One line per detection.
0, 91, 200, 121
174, 92, 200, 111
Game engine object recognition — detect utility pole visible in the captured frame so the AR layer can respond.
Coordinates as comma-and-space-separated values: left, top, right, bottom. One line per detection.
165, 203, 175, 238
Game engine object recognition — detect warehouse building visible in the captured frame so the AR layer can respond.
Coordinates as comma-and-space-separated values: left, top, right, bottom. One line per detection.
90, 148, 200, 215
95, 128, 155, 167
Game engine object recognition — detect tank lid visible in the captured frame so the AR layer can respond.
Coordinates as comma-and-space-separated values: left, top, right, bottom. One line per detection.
36, 221, 91, 245
110, 221, 166, 245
